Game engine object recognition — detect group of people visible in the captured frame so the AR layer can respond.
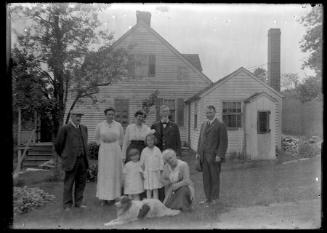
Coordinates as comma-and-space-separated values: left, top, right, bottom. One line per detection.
54, 104, 228, 213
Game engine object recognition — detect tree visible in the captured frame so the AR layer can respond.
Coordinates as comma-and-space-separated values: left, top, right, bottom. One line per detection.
253, 67, 267, 83
11, 3, 128, 139
12, 47, 55, 125
65, 45, 129, 124
299, 5, 322, 78
142, 90, 160, 115
296, 4, 322, 102
281, 73, 300, 91
296, 76, 322, 102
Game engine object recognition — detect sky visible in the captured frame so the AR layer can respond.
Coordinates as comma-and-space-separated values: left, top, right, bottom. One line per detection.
11, 3, 315, 82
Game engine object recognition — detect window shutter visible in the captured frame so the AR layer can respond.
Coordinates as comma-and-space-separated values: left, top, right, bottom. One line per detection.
257, 111, 260, 133
148, 54, 156, 77
155, 98, 163, 121
127, 54, 135, 77
114, 99, 129, 128
177, 98, 184, 126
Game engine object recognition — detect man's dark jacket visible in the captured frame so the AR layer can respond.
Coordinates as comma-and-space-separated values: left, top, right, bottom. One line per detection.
54, 123, 89, 171
151, 121, 182, 157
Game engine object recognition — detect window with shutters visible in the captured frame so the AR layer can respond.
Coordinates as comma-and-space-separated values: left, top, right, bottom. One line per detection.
128, 54, 156, 77
156, 98, 176, 122
257, 111, 270, 134
222, 101, 242, 129
194, 101, 198, 129
148, 54, 156, 77
114, 99, 129, 128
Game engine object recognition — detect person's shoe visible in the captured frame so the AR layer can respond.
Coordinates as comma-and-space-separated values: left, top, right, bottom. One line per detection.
64, 207, 71, 211
199, 199, 210, 205
76, 204, 87, 209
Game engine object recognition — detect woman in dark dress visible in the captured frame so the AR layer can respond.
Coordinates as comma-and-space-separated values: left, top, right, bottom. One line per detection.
161, 149, 194, 211
122, 110, 152, 163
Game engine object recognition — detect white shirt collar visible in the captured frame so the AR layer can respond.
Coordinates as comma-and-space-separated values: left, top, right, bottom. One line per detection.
70, 120, 79, 128
208, 117, 217, 125
161, 118, 169, 123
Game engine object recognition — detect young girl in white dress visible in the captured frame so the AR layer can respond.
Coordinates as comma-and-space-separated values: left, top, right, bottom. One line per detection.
123, 148, 144, 200
140, 134, 164, 199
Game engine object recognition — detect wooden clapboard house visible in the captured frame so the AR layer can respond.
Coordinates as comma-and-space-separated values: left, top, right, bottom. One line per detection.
66, 11, 212, 144
67, 12, 284, 160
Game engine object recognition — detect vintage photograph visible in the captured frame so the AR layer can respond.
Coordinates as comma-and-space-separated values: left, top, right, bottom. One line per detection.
9, 3, 322, 229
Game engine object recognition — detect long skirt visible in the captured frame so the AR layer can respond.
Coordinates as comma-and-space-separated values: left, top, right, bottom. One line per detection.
96, 141, 123, 201
164, 186, 192, 211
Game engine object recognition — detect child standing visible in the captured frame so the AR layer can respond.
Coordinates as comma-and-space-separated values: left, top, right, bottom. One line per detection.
123, 148, 144, 200
140, 134, 164, 199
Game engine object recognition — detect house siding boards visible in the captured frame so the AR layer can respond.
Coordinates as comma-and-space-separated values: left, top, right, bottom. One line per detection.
65, 22, 210, 143
188, 68, 282, 159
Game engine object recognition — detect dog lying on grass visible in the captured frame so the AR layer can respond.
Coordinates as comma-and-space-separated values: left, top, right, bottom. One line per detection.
104, 196, 181, 226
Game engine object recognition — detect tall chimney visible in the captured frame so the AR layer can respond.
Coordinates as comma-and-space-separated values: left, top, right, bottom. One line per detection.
267, 28, 281, 92
136, 11, 151, 27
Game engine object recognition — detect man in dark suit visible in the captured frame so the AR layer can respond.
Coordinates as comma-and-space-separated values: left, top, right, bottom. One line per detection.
151, 105, 182, 202
196, 105, 228, 206
54, 110, 89, 211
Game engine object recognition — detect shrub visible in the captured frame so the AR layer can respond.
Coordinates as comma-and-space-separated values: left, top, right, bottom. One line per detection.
88, 142, 99, 160
86, 163, 98, 182
298, 137, 321, 158
228, 152, 246, 161
13, 186, 55, 215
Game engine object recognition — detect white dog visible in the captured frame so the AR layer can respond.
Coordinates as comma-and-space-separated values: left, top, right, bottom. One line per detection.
104, 196, 180, 226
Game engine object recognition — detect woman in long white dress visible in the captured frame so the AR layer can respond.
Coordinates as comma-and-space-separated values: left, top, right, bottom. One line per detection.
95, 107, 124, 205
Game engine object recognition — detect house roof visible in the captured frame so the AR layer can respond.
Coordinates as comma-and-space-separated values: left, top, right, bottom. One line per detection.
110, 21, 212, 85
181, 54, 203, 72
244, 92, 279, 103
185, 66, 284, 103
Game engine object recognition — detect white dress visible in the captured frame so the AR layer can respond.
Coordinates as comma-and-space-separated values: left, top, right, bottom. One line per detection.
122, 123, 152, 158
140, 146, 164, 190
95, 120, 124, 201
123, 161, 144, 195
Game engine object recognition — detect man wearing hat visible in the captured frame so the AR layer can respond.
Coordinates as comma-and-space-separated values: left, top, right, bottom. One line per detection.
54, 110, 89, 211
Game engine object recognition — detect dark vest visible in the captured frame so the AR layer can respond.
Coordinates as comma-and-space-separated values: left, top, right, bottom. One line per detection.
72, 126, 86, 156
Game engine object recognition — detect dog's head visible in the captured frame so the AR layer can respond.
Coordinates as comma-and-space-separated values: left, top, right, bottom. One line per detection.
114, 196, 132, 216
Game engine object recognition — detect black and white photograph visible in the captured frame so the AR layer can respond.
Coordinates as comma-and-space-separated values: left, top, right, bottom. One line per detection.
8, 3, 322, 229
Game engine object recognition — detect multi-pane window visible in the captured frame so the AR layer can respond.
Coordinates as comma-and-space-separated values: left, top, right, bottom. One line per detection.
128, 54, 156, 77
194, 101, 198, 129
114, 99, 129, 128
156, 98, 176, 122
222, 102, 242, 129
257, 111, 270, 133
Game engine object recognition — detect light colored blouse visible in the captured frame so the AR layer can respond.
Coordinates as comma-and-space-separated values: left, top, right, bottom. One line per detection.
122, 123, 152, 156
162, 160, 195, 204
95, 120, 124, 146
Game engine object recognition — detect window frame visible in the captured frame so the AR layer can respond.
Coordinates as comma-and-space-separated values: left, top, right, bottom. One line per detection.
127, 54, 156, 78
222, 101, 242, 130
194, 100, 198, 129
257, 111, 271, 134
156, 98, 176, 122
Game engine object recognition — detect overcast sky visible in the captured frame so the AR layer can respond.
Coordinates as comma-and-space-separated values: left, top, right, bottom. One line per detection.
11, 3, 314, 82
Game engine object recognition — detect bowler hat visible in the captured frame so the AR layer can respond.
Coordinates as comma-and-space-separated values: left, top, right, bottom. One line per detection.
71, 110, 84, 116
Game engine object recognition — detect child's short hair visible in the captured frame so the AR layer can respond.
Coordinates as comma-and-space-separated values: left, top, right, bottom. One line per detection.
144, 133, 157, 145
128, 148, 140, 157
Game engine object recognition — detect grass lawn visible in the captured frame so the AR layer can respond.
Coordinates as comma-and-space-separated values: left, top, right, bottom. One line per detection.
12, 150, 321, 229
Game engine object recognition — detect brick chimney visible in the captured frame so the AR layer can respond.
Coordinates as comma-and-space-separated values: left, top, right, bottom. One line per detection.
136, 11, 151, 27
267, 28, 281, 92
